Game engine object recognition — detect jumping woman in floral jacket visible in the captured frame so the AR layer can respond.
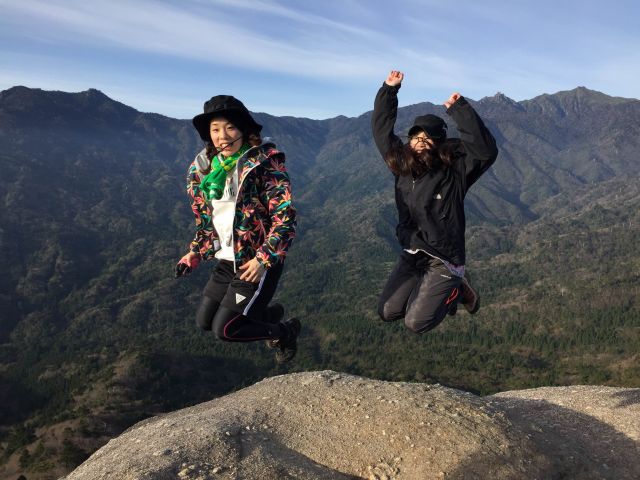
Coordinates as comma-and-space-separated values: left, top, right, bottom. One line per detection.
175, 95, 299, 363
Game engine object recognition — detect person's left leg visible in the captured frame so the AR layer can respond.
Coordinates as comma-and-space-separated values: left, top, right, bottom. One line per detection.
403, 258, 462, 334
460, 276, 480, 314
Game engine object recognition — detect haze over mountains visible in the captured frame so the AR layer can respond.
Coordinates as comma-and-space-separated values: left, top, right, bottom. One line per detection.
0, 85, 638, 478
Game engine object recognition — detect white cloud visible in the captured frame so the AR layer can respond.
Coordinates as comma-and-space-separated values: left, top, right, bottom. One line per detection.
1, 0, 392, 80
203, 0, 379, 38
2, 0, 639, 118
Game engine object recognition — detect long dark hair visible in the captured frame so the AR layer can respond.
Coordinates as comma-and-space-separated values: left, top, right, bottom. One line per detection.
384, 138, 461, 176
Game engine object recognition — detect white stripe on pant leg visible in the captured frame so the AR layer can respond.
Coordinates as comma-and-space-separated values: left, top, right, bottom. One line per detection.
242, 269, 268, 316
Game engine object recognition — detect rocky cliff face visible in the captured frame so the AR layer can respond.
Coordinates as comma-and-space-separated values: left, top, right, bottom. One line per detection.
63, 371, 639, 480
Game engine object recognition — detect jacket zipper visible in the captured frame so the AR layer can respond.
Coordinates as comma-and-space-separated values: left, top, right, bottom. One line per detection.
409, 176, 417, 238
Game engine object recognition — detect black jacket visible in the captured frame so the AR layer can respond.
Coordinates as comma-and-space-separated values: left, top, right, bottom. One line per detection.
372, 83, 498, 265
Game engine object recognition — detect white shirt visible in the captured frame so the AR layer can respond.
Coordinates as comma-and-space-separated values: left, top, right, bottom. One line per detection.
211, 166, 239, 262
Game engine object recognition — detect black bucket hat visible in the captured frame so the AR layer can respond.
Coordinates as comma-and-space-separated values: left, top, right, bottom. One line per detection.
408, 114, 448, 140
192, 95, 263, 142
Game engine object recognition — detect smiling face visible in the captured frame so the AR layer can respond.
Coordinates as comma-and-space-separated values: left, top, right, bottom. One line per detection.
408, 131, 435, 154
209, 117, 243, 156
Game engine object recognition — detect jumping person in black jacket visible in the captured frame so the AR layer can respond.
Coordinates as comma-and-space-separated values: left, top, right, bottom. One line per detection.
372, 70, 498, 334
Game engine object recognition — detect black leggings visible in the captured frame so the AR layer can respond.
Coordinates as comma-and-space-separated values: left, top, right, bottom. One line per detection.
196, 260, 285, 342
377, 251, 461, 334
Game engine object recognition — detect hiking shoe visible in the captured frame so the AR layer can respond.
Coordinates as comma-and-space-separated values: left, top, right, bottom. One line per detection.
274, 317, 301, 364
460, 277, 480, 314
264, 303, 285, 350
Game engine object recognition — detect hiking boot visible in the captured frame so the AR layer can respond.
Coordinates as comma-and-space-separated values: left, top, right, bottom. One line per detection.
447, 283, 462, 316
460, 277, 480, 314
264, 303, 285, 350
274, 317, 301, 364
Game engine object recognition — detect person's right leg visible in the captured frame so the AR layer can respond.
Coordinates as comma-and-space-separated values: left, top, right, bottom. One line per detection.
377, 251, 421, 322
195, 260, 236, 331
196, 296, 220, 331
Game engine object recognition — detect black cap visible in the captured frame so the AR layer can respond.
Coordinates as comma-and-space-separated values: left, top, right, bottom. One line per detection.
408, 114, 448, 140
192, 95, 263, 142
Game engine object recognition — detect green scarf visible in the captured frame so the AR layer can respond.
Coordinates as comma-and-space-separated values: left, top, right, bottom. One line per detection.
200, 143, 250, 201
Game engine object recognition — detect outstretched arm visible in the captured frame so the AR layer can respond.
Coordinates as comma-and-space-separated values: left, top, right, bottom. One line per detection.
445, 92, 498, 189
372, 70, 405, 157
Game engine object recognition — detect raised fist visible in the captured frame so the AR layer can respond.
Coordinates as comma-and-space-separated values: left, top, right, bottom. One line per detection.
444, 93, 462, 109
385, 70, 404, 87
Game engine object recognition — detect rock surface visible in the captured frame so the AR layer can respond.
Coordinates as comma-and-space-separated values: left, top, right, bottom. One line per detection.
63, 371, 639, 480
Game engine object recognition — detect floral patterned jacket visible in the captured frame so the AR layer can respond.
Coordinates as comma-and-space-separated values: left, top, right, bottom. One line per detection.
187, 143, 297, 269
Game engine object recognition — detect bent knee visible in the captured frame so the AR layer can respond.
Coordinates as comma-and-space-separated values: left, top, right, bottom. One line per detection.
378, 301, 404, 323
213, 328, 228, 341
212, 319, 236, 341
404, 314, 439, 334
196, 297, 219, 331
211, 307, 243, 341
196, 317, 213, 331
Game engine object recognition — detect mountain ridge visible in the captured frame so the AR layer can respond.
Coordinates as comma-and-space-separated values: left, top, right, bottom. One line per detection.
0, 84, 639, 479
3, 84, 638, 122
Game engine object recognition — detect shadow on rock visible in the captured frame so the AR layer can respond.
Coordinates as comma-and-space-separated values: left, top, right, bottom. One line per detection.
462, 396, 640, 480
613, 389, 640, 409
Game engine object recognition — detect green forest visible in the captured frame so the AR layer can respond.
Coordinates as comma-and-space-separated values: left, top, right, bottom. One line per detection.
2, 177, 638, 478
0, 85, 639, 478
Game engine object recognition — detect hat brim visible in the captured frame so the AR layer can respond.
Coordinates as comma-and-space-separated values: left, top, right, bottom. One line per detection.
192, 110, 263, 142
408, 125, 426, 137
408, 124, 446, 140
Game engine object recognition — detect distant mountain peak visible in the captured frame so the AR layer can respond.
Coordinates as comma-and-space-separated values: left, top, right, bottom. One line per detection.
0, 85, 43, 101
0, 85, 141, 129
558, 86, 608, 99
493, 91, 515, 102
569, 86, 612, 96
0, 85, 136, 110
2, 85, 36, 93
476, 91, 523, 111
82, 88, 109, 98
522, 86, 634, 112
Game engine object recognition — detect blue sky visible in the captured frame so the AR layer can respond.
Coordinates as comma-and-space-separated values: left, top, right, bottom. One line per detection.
1, 0, 639, 119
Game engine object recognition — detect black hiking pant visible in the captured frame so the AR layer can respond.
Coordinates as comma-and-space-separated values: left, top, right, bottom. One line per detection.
196, 260, 284, 342
377, 251, 461, 333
